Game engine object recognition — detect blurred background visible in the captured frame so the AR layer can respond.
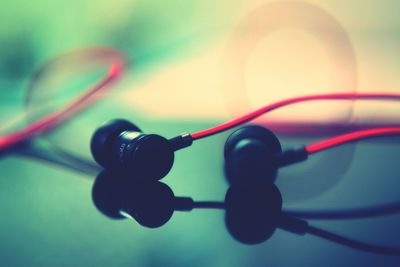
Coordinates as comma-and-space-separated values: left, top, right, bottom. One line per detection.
0, 0, 400, 266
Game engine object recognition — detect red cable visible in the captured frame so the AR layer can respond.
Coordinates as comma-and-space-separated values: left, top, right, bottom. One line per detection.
306, 127, 400, 154
190, 92, 400, 140
0, 49, 124, 151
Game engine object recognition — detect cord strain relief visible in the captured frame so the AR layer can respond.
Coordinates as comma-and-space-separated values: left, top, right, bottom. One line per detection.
169, 133, 193, 151
174, 197, 194, 211
276, 146, 308, 167
279, 213, 309, 235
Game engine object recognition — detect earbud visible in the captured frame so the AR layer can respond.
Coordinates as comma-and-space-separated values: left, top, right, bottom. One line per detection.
91, 119, 192, 181
224, 125, 282, 184
224, 125, 308, 185
91, 119, 141, 169
89, 122, 308, 244
87, 90, 400, 254
223, 125, 309, 244
92, 169, 194, 228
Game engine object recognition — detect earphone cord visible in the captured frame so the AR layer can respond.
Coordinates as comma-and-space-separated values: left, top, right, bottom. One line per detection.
190, 93, 400, 152
0, 52, 124, 152
306, 224, 400, 255
188, 202, 400, 255
305, 127, 400, 153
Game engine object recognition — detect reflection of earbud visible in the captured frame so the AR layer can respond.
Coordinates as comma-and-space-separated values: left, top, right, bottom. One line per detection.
224, 125, 308, 184
92, 169, 194, 228
92, 170, 400, 254
225, 183, 282, 244
92, 169, 306, 241
224, 182, 310, 244
91, 119, 192, 181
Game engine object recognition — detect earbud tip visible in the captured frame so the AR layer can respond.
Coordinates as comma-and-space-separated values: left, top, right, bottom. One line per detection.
224, 125, 282, 184
91, 119, 141, 168
224, 125, 281, 160
121, 134, 175, 180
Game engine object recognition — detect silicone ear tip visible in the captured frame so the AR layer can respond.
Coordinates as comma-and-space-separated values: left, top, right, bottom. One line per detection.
224, 125, 282, 184
90, 119, 141, 168
224, 125, 282, 160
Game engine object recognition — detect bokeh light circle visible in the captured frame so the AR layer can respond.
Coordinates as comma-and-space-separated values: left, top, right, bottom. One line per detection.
19, 47, 124, 162
221, 1, 358, 201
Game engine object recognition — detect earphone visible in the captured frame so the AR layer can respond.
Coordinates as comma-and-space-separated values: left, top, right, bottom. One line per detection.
91, 92, 400, 181
90, 92, 400, 255
91, 139, 400, 254
90, 93, 400, 179
223, 125, 308, 184
90, 119, 192, 181
2, 47, 399, 256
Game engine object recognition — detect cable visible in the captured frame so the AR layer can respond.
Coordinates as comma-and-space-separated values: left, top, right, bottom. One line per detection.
306, 224, 400, 255
306, 127, 400, 154
190, 92, 400, 140
0, 48, 124, 152
11, 142, 100, 176
192, 201, 226, 209
284, 202, 400, 220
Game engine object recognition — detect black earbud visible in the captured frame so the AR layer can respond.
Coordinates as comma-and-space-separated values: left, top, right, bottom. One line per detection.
92, 169, 194, 228
89, 117, 400, 255
223, 125, 309, 244
90, 122, 309, 245
91, 119, 192, 181
224, 125, 308, 185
